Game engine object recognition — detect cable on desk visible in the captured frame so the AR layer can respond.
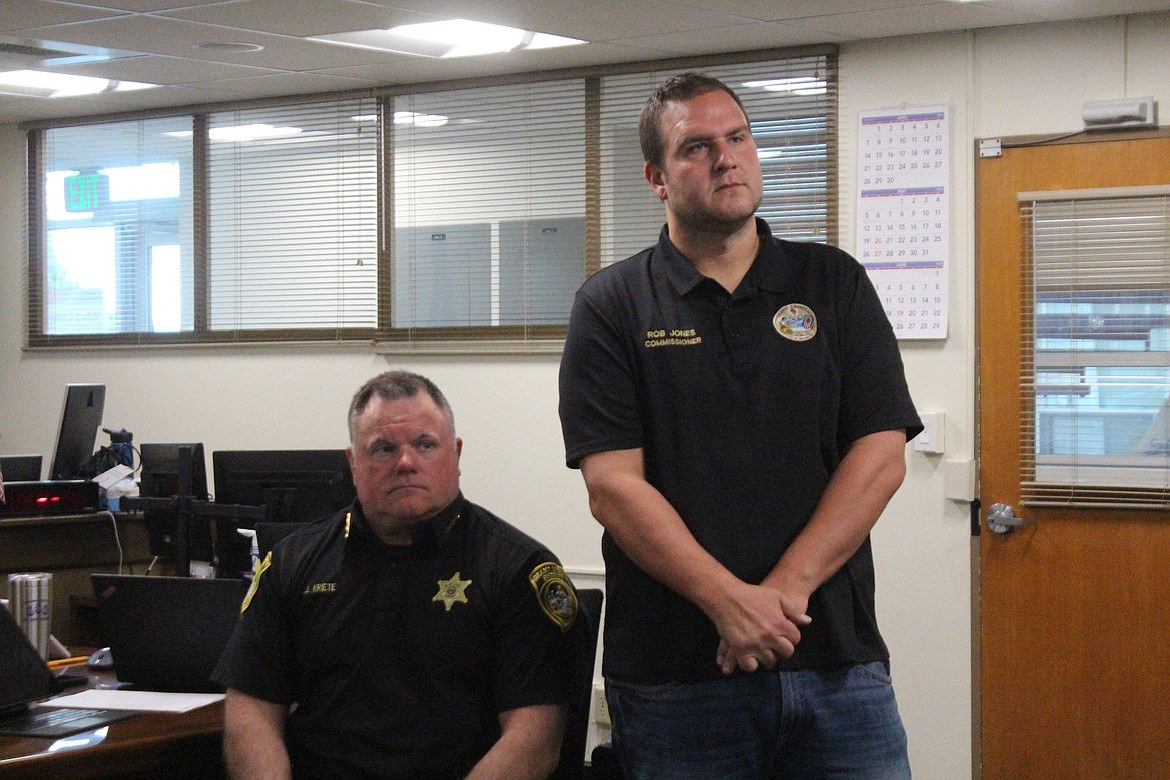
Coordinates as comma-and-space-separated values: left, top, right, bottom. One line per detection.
100, 510, 124, 574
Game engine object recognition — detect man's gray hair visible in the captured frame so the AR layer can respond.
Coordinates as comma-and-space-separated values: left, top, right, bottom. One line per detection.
348, 370, 455, 441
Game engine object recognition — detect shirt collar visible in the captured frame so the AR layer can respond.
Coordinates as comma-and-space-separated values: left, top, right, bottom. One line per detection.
655, 217, 778, 295
349, 493, 467, 558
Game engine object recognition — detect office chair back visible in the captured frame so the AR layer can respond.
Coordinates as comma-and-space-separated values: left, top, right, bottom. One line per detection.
550, 587, 603, 780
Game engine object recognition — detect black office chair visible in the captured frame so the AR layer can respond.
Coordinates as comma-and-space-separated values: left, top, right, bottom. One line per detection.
550, 587, 603, 780
590, 740, 625, 779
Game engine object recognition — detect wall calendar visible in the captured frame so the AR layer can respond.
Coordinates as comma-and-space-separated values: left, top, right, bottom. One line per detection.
855, 103, 949, 340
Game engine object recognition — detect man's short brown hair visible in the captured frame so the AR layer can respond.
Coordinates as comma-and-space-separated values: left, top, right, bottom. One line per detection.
638, 72, 750, 169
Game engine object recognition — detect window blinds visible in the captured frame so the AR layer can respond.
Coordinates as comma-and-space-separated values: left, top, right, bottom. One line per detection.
206, 98, 379, 337
1020, 187, 1170, 508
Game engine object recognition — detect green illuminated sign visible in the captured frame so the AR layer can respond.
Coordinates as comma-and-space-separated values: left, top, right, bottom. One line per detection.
63, 171, 110, 213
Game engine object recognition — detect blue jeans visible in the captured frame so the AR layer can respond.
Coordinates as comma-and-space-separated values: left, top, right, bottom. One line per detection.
606, 662, 911, 779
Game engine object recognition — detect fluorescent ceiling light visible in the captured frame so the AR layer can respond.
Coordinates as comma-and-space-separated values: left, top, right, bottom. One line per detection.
742, 77, 827, 96
312, 19, 584, 58
0, 35, 147, 68
0, 69, 156, 98
165, 124, 303, 142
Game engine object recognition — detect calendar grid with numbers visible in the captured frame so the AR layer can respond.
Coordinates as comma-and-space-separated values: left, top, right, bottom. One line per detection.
856, 104, 949, 340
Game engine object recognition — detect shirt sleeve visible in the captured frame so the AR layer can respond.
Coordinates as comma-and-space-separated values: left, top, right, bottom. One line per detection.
836, 255, 924, 445
490, 552, 582, 713
558, 282, 646, 469
211, 551, 297, 704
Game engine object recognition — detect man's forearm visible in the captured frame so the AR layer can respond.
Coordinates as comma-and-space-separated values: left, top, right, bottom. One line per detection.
763, 429, 908, 610
466, 704, 564, 780
223, 690, 291, 780
586, 461, 741, 613
581, 448, 806, 670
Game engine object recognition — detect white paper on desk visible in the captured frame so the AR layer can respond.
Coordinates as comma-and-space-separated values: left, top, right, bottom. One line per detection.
39, 689, 224, 713
93, 464, 134, 491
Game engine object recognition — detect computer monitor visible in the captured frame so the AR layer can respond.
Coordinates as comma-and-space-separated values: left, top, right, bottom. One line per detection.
138, 442, 213, 566
212, 449, 354, 524
48, 384, 105, 480
0, 455, 42, 482
212, 449, 354, 577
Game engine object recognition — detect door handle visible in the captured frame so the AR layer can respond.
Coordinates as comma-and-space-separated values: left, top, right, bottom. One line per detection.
986, 503, 1035, 534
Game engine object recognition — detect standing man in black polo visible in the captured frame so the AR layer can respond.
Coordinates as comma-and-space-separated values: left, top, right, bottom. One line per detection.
558, 72, 922, 778
215, 370, 581, 780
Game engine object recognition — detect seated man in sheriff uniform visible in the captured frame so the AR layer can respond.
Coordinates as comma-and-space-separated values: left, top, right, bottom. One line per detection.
214, 370, 582, 780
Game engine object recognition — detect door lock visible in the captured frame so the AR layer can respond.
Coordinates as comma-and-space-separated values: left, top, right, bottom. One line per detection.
986, 503, 1035, 534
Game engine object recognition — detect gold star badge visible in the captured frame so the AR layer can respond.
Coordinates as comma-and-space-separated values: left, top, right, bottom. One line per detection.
433, 572, 472, 611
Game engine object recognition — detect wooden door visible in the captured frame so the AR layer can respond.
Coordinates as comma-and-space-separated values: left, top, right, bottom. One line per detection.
977, 135, 1170, 779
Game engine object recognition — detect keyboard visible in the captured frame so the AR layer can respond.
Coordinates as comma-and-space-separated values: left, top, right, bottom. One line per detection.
0, 705, 135, 738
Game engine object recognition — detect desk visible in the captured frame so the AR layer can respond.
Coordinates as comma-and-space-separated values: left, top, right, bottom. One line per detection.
0, 668, 225, 780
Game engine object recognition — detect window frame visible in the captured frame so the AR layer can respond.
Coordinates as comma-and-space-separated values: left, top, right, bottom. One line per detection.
23, 45, 839, 352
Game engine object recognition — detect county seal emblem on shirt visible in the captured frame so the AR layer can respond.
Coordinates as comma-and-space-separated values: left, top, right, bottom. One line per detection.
773, 303, 817, 341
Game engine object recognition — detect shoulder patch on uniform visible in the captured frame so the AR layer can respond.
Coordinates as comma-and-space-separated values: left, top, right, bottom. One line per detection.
528, 562, 578, 633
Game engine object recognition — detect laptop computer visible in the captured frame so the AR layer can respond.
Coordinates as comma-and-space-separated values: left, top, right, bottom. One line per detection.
0, 605, 134, 738
0, 454, 42, 482
91, 574, 248, 693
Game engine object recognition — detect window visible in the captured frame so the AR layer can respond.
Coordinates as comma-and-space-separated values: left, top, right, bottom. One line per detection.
34, 117, 193, 339
1022, 187, 1170, 507
207, 99, 378, 334
389, 81, 587, 339
26, 49, 837, 350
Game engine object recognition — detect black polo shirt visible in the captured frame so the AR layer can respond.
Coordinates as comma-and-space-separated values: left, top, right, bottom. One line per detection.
558, 219, 922, 684
212, 495, 581, 780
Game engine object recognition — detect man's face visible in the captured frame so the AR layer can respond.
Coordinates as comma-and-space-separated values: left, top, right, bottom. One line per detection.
347, 392, 462, 539
646, 89, 763, 235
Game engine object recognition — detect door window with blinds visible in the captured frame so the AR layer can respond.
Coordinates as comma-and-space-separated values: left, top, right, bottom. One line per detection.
1023, 187, 1170, 507
27, 50, 835, 349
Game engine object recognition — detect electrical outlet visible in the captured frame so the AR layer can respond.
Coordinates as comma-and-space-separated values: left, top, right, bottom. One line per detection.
593, 684, 610, 726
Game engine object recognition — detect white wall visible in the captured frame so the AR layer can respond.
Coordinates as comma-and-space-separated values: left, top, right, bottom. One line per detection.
840, 29, 977, 780
3, 12, 1169, 777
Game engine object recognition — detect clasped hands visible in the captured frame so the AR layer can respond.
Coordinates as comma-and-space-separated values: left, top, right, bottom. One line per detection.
713, 583, 811, 676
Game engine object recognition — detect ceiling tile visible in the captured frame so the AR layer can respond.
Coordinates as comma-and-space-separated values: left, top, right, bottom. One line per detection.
616, 20, 839, 54
63, 55, 283, 87
0, 0, 125, 33
373, 0, 745, 41
15, 15, 405, 70
157, 0, 437, 38
789, 3, 1043, 40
